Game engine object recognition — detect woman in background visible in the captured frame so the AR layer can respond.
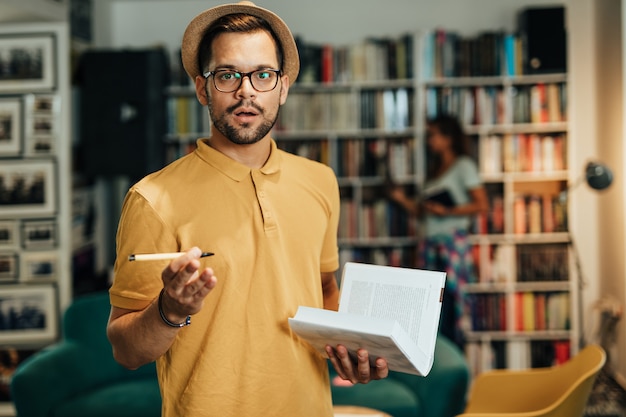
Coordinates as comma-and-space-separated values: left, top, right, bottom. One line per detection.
388, 114, 488, 350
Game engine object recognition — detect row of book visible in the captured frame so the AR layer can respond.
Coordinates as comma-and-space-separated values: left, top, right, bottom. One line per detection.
360, 88, 412, 130
479, 133, 566, 175
274, 137, 414, 180
336, 138, 414, 179
339, 199, 414, 241
276, 88, 413, 132
277, 91, 354, 132
517, 244, 569, 282
466, 291, 570, 332
465, 339, 571, 375
467, 191, 568, 236
425, 83, 567, 126
295, 34, 414, 84
472, 185, 504, 235
513, 291, 571, 332
338, 247, 418, 271
274, 139, 330, 167
513, 194, 568, 234
166, 96, 210, 136
422, 29, 531, 79
472, 243, 569, 284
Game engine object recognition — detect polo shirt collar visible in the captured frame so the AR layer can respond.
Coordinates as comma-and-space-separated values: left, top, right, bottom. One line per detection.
194, 138, 282, 181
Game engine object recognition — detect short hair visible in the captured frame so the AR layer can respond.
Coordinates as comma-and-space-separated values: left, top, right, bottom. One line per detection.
197, 13, 284, 75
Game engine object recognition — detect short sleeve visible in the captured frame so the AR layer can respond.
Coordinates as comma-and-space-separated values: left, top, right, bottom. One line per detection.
457, 156, 482, 190
109, 188, 178, 310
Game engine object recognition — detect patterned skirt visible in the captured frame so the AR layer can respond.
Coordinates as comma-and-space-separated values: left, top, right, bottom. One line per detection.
419, 229, 476, 349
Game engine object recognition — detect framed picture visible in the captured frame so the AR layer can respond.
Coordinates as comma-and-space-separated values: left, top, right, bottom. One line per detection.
24, 94, 60, 156
0, 34, 56, 93
0, 160, 56, 218
0, 98, 22, 156
20, 251, 58, 282
0, 253, 17, 282
21, 219, 56, 249
0, 221, 19, 250
0, 285, 57, 343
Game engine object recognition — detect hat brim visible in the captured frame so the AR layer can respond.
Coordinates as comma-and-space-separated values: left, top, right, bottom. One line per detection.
181, 1, 299, 86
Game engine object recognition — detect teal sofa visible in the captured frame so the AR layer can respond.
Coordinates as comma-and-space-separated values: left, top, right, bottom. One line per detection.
11, 291, 161, 417
11, 291, 469, 417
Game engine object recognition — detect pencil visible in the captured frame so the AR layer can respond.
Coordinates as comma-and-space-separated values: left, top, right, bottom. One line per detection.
128, 252, 214, 262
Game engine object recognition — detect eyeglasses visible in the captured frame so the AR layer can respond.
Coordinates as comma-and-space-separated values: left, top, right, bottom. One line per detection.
203, 69, 281, 93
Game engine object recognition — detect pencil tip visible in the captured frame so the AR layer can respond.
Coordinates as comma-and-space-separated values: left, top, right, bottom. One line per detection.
128, 255, 136, 261
200, 252, 214, 258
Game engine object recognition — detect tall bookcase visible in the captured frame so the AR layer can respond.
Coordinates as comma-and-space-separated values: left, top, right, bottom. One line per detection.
164, 24, 574, 376
0, 20, 72, 416
420, 28, 574, 376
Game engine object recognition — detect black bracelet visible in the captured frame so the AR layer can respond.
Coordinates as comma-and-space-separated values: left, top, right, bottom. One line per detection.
158, 288, 191, 328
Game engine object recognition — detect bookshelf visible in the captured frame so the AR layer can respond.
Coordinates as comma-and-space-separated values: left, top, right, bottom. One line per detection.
420, 28, 575, 376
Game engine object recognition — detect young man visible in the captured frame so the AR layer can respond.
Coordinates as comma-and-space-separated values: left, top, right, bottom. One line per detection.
106, 2, 388, 416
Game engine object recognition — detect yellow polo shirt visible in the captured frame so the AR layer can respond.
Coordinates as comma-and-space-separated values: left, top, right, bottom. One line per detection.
110, 139, 339, 417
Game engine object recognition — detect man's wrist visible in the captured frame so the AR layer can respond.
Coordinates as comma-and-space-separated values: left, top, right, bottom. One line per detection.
158, 288, 191, 328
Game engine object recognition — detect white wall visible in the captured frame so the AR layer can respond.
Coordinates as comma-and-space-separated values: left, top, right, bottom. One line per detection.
92, 0, 622, 376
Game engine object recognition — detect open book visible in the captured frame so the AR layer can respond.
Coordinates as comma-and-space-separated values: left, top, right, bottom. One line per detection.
288, 262, 446, 376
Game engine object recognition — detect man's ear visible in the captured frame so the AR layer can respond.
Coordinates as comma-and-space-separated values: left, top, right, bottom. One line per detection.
195, 76, 209, 106
279, 75, 289, 105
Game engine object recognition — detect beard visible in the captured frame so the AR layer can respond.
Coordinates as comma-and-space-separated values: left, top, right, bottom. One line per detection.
208, 97, 278, 145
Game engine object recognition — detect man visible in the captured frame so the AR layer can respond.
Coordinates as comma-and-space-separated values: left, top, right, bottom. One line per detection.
106, 2, 388, 416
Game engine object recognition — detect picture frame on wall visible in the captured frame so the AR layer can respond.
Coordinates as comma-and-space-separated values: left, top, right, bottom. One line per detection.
0, 221, 19, 250
21, 218, 56, 249
0, 97, 22, 156
20, 251, 58, 283
0, 253, 17, 282
24, 94, 60, 156
0, 159, 56, 218
0, 34, 56, 93
0, 285, 57, 343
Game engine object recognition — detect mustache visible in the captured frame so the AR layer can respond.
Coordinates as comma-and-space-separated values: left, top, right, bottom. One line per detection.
226, 101, 263, 114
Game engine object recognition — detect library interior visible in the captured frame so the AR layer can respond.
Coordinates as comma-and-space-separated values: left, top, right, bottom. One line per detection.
0, 0, 625, 416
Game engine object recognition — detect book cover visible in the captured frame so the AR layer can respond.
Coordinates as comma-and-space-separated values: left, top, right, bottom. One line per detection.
422, 188, 455, 208
288, 262, 446, 376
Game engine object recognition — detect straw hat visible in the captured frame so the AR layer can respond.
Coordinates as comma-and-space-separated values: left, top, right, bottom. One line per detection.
181, 1, 300, 85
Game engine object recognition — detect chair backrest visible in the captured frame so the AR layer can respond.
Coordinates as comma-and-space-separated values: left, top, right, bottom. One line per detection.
542, 344, 606, 417
461, 344, 606, 417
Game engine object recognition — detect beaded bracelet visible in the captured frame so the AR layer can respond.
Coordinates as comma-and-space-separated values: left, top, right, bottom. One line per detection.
158, 288, 191, 328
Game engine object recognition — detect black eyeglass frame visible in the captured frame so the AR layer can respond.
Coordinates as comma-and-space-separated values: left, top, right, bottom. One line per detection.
203, 69, 282, 93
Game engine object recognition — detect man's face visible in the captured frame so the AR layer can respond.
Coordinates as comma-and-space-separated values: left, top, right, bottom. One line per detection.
197, 30, 289, 146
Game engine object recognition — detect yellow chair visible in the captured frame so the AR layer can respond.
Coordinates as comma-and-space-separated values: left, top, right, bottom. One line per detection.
456, 344, 606, 417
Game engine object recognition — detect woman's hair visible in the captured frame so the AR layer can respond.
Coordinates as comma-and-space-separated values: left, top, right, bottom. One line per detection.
426, 114, 471, 179
197, 13, 284, 75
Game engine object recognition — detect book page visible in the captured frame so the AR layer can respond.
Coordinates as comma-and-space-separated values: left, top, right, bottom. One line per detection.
339, 262, 445, 356
288, 306, 425, 374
